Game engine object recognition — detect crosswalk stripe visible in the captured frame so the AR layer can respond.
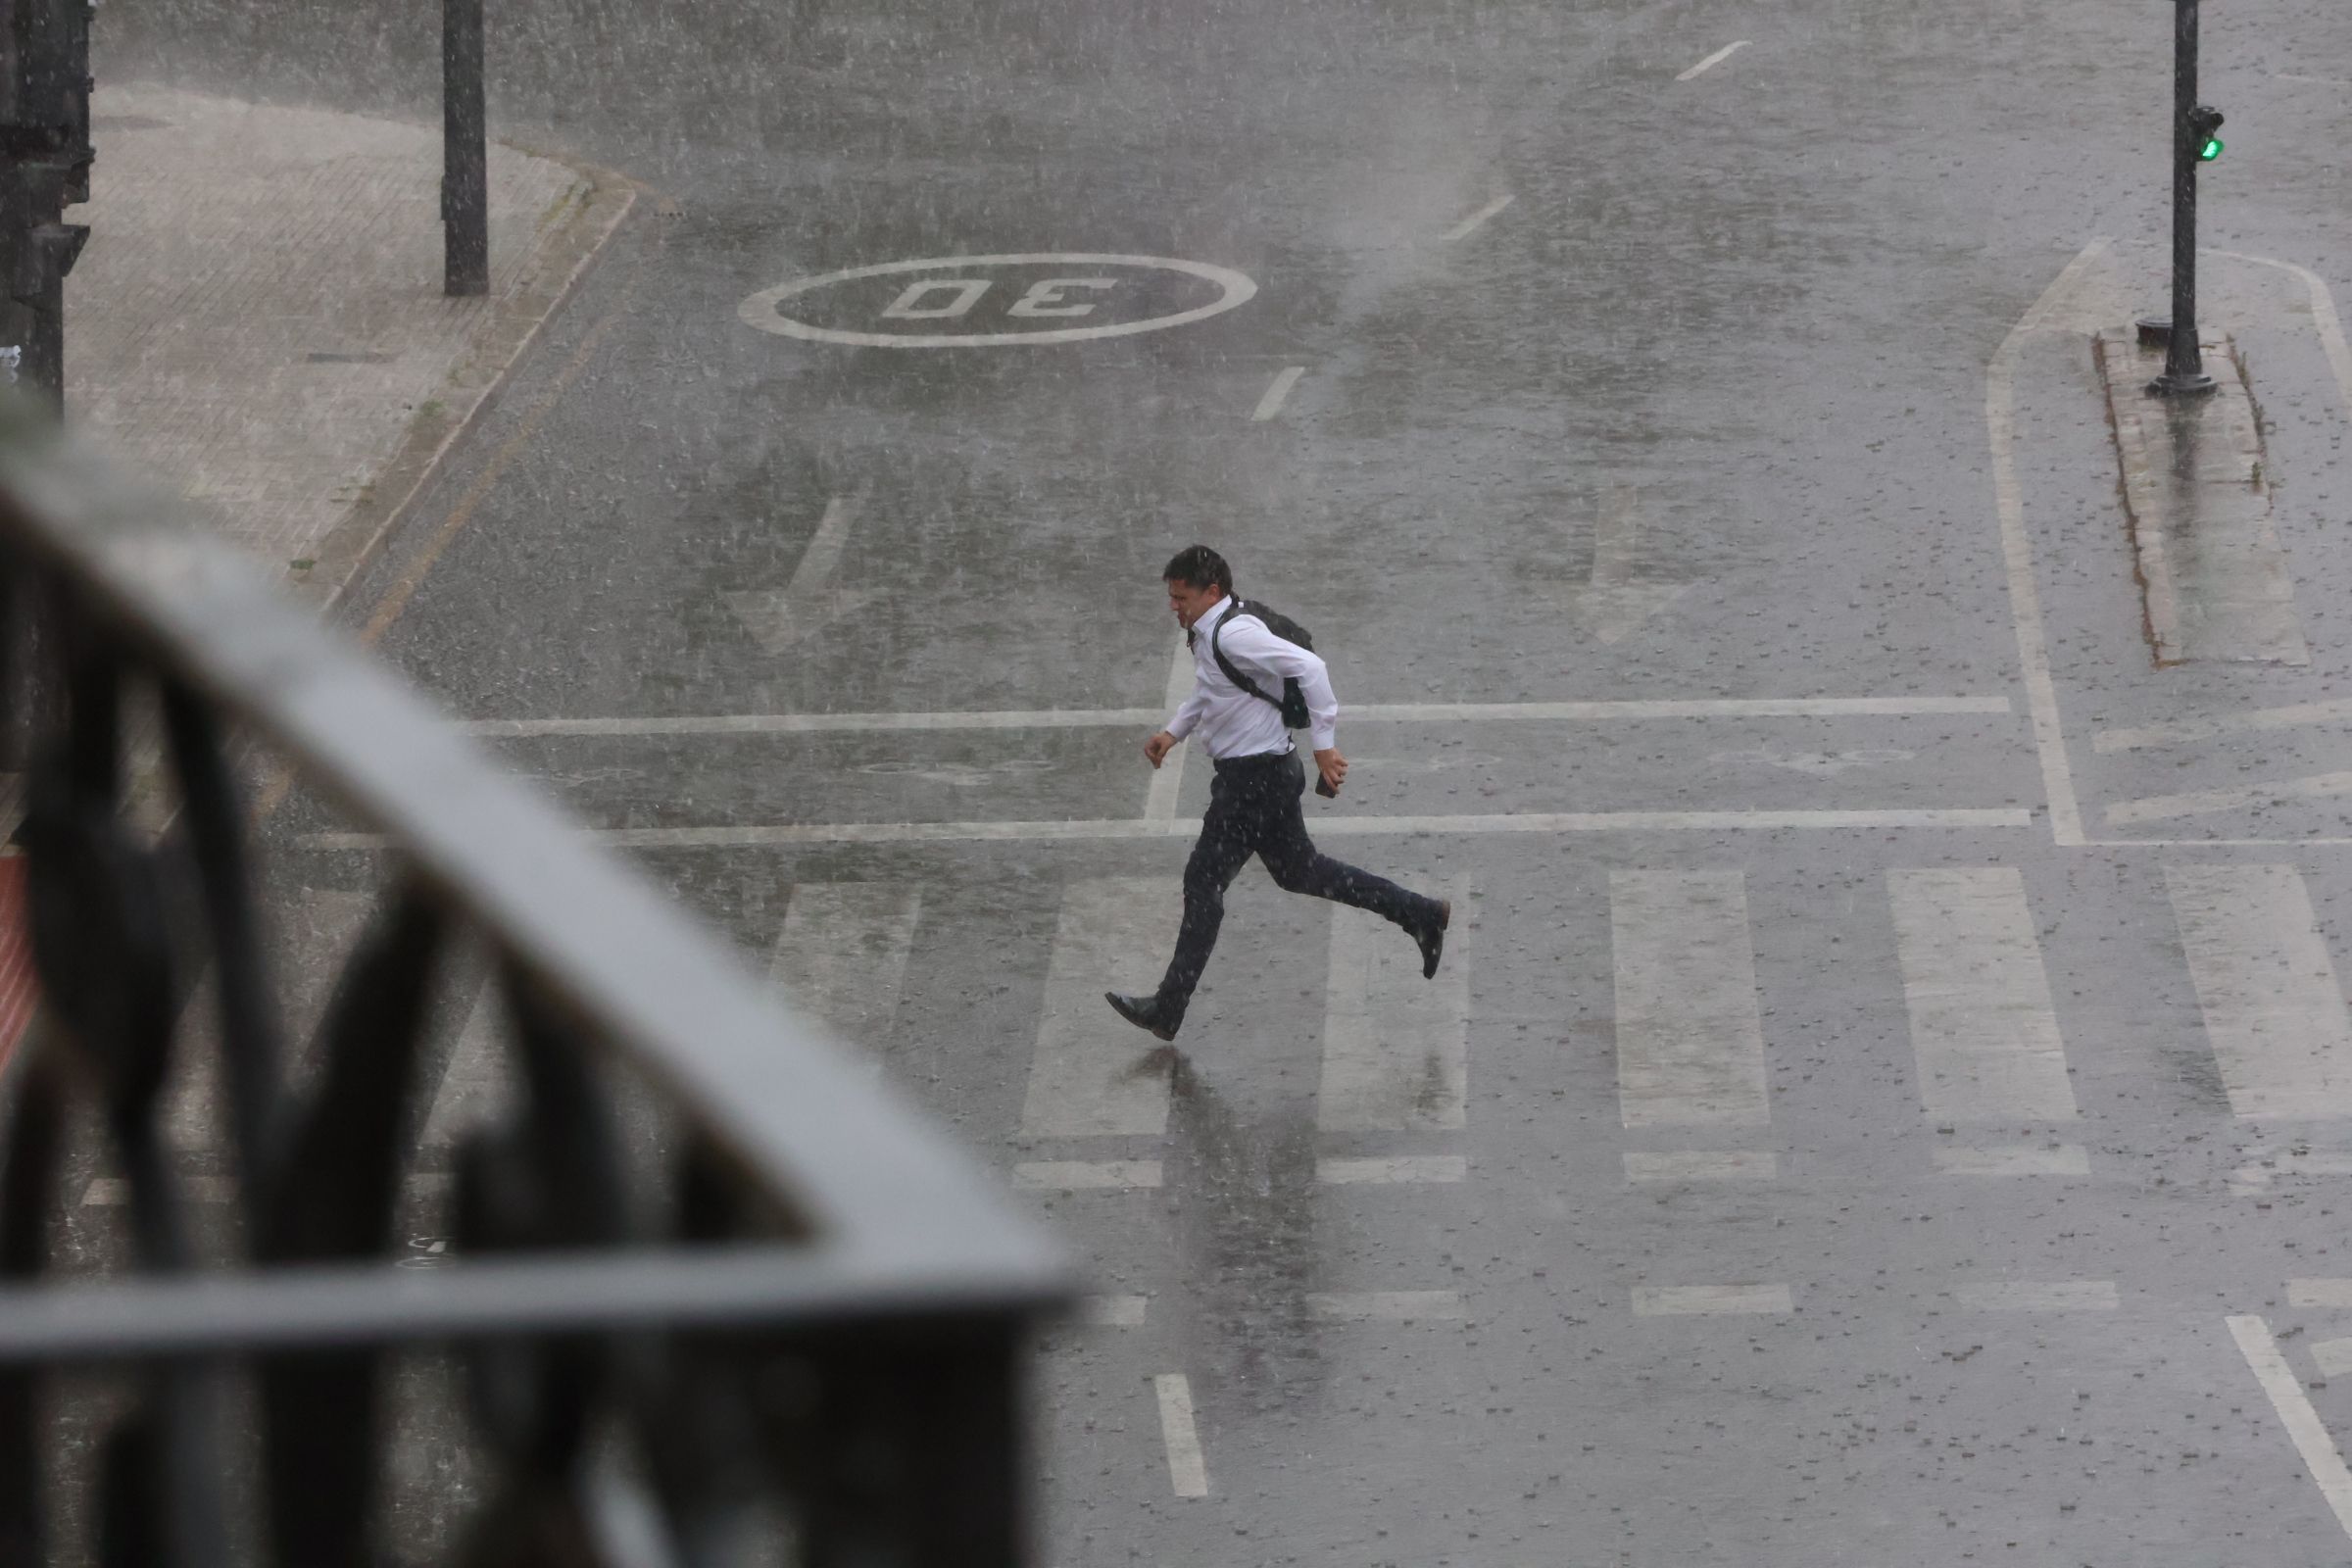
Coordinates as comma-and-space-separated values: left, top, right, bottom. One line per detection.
1934, 1145, 2089, 1177
165, 887, 376, 1154
1623, 1151, 1777, 1182
1633, 1284, 1791, 1316
1020, 879, 1181, 1138
1011, 1160, 1162, 1191
1888, 869, 2079, 1124
418, 967, 513, 1152
1306, 1291, 1467, 1321
1317, 1155, 1467, 1185
1317, 878, 1472, 1132
768, 882, 921, 1071
1609, 871, 1769, 1128
2167, 864, 2352, 1119
1954, 1281, 2117, 1311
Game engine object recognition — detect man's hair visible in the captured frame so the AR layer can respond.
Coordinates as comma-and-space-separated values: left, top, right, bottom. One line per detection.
1162, 544, 1232, 595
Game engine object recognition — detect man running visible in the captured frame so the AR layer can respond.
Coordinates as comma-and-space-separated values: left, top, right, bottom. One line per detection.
1105, 545, 1450, 1041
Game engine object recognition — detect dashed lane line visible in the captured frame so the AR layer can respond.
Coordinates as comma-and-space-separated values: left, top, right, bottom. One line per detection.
2109, 770, 2352, 827
1251, 366, 1306, 421
1307, 1291, 1468, 1322
2230, 1314, 2352, 1544
1012, 1160, 1163, 1192
1953, 1281, 2118, 1311
1676, 40, 1750, 80
1079, 1295, 1148, 1327
1441, 195, 1515, 243
1152, 1374, 1211, 1497
1623, 1151, 1777, 1183
1633, 1285, 1792, 1316
1317, 1155, 1468, 1185
1934, 1145, 2090, 1177
2095, 699, 2352, 754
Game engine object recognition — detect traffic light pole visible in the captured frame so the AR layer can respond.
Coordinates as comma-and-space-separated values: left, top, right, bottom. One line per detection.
1, 0, 94, 415
2150, 0, 2216, 397
441, 0, 488, 296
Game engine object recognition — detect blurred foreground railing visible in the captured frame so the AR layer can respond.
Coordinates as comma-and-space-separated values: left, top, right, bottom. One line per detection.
0, 401, 1070, 1565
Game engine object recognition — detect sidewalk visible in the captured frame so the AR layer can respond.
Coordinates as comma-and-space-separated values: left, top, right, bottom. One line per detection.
1, 82, 639, 1066
74, 82, 636, 603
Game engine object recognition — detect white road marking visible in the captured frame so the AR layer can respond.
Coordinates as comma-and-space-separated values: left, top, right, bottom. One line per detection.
1020, 880, 1180, 1138
2230, 1314, 2352, 1542
1888, 869, 2079, 1123
1934, 1144, 2090, 1177
2095, 699, 2352, 755
419, 969, 514, 1151
2109, 770, 2352, 827
1152, 1373, 1211, 1497
2230, 1152, 2352, 1195
1623, 1150, 1777, 1182
168, 886, 376, 1152
739, 254, 1257, 350
305, 807, 2034, 853
1676, 40, 1750, 80
1307, 1291, 1467, 1322
452, 694, 2011, 738
2289, 1280, 2352, 1308
1610, 870, 1769, 1128
722, 499, 880, 654
2315, 1338, 2352, 1379
1989, 237, 2110, 847
82, 1176, 237, 1205
1319, 878, 1471, 1132
1079, 1295, 1149, 1327
1143, 643, 1195, 821
2209, 251, 2352, 428
1574, 485, 1687, 645
1251, 366, 1306, 421
2167, 864, 2352, 1118
1441, 194, 1515, 243
2101, 326, 2309, 666
767, 882, 920, 1072
1955, 1281, 2118, 1311
1011, 1159, 1163, 1192
1317, 1154, 1468, 1185
1633, 1284, 1792, 1316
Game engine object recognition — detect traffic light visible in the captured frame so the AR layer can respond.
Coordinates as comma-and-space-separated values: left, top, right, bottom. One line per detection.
2189, 104, 2225, 163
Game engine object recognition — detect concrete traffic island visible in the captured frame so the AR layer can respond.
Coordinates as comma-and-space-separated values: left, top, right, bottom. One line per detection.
2094, 325, 2309, 668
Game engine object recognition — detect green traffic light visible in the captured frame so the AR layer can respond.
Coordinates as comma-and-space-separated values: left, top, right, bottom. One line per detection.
2199, 136, 2224, 162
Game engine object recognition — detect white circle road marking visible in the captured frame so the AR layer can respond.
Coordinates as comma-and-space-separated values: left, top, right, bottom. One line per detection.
737, 253, 1258, 348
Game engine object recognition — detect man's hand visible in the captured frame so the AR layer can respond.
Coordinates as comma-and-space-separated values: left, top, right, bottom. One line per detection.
1313, 747, 1348, 794
1144, 731, 1179, 769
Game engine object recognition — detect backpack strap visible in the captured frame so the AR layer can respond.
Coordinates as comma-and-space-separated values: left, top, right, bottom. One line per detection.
1209, 601, 1282, 713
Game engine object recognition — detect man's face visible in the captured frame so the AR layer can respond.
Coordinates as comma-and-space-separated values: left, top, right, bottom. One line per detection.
1166, 578, 1223, 630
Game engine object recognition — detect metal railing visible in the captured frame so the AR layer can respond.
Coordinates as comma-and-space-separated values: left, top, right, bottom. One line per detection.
0, 399, 1070, 1564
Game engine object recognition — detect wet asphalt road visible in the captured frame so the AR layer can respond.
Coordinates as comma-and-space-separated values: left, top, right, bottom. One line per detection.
96, 0, 2352, 1560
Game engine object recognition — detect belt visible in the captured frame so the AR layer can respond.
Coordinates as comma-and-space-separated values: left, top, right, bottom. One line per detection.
1211, 746, 1296, 772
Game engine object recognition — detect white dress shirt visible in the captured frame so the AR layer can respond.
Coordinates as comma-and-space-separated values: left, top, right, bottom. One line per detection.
1165, 595, 1340, 760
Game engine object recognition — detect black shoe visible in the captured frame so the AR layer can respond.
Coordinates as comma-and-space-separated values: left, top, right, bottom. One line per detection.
1412, 899, 1451, 980
1105, 992, 1181, 1041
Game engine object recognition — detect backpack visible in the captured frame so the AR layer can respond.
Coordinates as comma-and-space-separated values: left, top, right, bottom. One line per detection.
1209, 598, 1315, 729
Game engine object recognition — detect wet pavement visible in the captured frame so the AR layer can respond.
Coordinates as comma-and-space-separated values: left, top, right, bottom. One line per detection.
88, 0, 2352, 1560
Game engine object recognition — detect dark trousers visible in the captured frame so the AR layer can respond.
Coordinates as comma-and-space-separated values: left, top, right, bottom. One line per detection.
1154, 750, 1441, 1014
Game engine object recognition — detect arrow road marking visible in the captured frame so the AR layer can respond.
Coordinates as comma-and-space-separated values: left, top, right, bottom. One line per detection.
723, 498, 879, 653
1677, 40, 1750, 81
1573, 485, 1687, 644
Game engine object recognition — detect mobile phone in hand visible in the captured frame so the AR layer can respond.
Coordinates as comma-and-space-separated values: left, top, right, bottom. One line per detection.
1314, 774, 1339, 799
